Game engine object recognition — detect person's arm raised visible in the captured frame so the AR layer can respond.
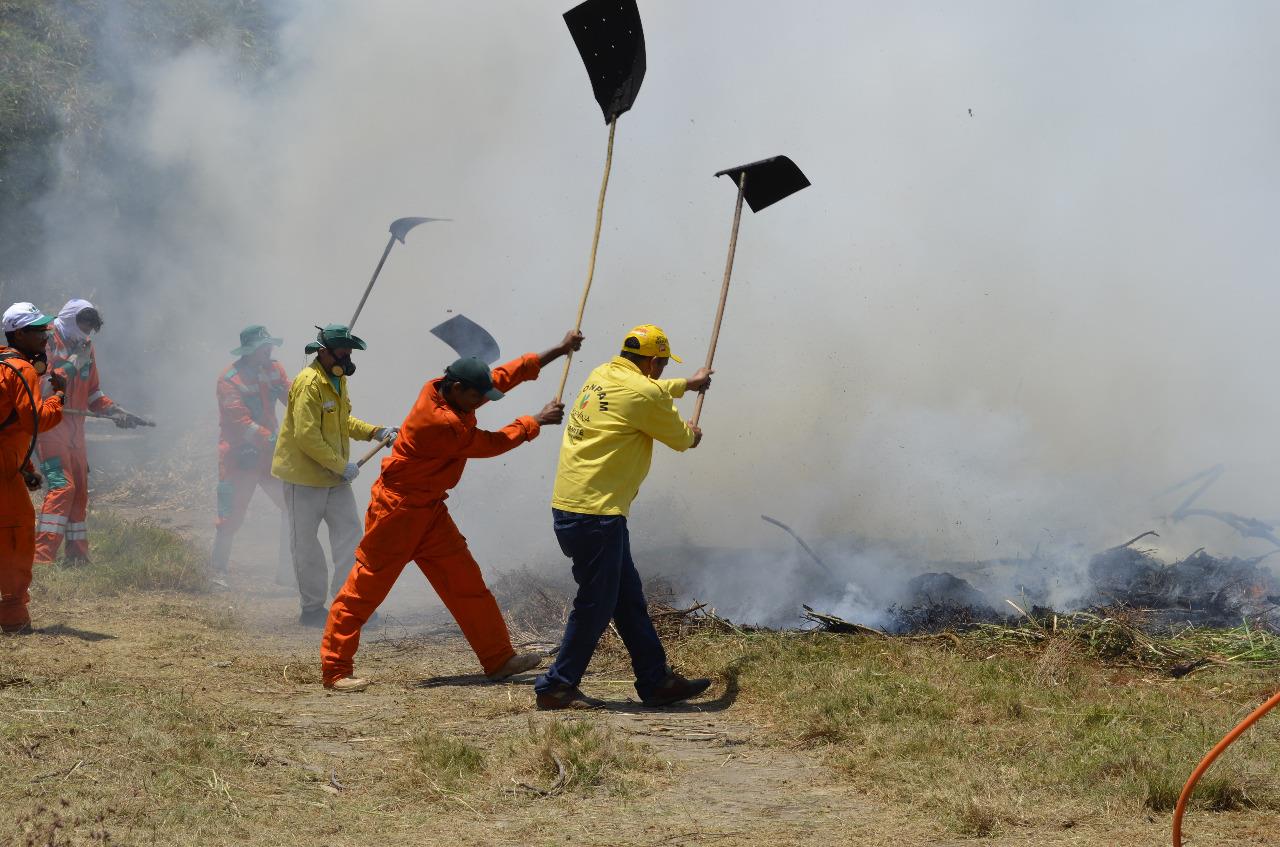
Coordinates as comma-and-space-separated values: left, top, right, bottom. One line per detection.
537, 330, 585, 367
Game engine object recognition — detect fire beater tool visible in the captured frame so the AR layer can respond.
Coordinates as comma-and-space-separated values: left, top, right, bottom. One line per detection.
356, 314, 502, 468
62, 408, 156, 427
348, 217, 449, 330
427, 314, 501, 366
554, 0, 647, 403
692, 157, 810, 426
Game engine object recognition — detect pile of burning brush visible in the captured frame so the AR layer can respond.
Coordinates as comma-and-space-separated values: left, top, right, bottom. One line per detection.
866, 536, 1280, 637
487, 519, 1280, 680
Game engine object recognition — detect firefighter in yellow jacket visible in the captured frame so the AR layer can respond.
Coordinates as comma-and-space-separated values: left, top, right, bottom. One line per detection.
535, 325, 714, 709
272, 324, 398, 626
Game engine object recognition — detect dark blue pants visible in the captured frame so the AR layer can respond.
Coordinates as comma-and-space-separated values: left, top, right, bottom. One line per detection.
534, 510, 668, 699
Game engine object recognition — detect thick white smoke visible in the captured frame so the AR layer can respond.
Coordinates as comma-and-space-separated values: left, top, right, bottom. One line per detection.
18, 1, 1280, 622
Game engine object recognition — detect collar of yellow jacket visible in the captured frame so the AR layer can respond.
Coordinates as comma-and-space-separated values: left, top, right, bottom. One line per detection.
306, 358, 345, 395
610, 355, 646, 377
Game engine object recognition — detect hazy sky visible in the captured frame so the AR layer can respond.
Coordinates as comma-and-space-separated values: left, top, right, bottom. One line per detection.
27, 1, 1280, 578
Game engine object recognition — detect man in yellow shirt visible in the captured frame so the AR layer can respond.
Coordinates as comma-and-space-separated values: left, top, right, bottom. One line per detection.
272, 324, 398, 627
535, 325, 713, 709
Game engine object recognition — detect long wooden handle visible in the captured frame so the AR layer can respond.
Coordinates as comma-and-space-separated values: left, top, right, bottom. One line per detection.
356, 433, 394, 468
556, 116, 618, 403
691, 172, 747, 427
349, 234, 396, 330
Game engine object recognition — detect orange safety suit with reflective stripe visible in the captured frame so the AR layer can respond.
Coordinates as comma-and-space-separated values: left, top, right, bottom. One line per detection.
215, 361, 290, 530
212, 359, 291, 573
0, 348, 63, 629
34, 327, 114, 562
322, 353, 543, 684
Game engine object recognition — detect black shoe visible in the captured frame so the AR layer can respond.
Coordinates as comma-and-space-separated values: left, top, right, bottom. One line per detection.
298, 607, 328, 628
536, 683, 606, 711
641, 671, 711, 707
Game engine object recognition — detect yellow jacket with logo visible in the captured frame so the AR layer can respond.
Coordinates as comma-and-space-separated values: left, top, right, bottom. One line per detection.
551, 357, 695, 517
271, 360, 378, 487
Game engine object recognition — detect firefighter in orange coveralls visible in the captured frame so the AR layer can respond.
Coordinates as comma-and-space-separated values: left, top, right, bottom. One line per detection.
211, 325, 292, 586
0, 303, 66, 632
319, 329, 584, 692
34, 300, 148, 565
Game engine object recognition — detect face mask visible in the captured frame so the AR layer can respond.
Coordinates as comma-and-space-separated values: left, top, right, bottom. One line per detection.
31, 351, 47, 375
330, 357, 356, 377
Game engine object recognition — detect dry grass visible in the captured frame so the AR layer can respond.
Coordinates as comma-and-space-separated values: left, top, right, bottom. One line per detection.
505, 717, 661, 797
0, 606, 667, 846
92, 425, 218, 513
667, 629, 1280, 836
34, 509, 209, 598
6, 526, 1280, 844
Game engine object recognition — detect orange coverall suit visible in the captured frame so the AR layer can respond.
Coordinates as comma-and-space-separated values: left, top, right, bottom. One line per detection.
0, 349, 63, 629
321, 353, 543, 684
34, 328, 114, 562
212, 360, 291, 573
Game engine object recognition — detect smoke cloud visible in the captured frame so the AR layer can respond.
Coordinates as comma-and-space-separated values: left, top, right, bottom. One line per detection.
12, 1, 1280, 623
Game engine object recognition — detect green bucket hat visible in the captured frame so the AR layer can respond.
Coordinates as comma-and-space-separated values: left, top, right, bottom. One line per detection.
304, 324, 367, 354
231, 324, 283, 356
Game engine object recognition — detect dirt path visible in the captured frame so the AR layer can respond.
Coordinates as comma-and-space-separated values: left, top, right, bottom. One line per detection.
219, 575, 891, 847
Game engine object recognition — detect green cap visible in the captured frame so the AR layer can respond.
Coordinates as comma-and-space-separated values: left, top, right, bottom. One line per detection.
304, 324, 367, 354
445, 357, 504, 401
231, 324, 283, 356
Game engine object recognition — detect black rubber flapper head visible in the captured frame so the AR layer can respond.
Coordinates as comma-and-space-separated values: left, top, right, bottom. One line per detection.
715, 156, 811, 213
563, 0, 646, 123
430, 314, 501, 365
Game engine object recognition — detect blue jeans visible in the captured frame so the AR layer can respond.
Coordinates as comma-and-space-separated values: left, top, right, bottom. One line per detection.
534, 510, 668, 699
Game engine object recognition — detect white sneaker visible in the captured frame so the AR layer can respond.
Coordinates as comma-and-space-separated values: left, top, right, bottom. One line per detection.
486, 652, 542, 681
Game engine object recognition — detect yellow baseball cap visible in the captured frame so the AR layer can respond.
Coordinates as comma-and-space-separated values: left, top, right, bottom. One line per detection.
621, 324, 682, 363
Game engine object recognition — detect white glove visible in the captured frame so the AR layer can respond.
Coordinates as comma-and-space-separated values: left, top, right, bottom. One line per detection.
341, 462, 360, 482
374, 426, 399, 444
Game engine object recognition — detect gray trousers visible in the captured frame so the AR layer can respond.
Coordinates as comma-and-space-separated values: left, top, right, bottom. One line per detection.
282, 481, 362, 613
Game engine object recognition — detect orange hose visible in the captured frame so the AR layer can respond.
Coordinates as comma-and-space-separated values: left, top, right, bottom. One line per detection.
1172, 687, 1280, 846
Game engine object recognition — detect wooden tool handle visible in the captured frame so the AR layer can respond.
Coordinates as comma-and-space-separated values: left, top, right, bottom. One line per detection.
556, 116, 617, 403
691, 172, 747, 428
356, 434, 393, 468
349, 234, 396, 331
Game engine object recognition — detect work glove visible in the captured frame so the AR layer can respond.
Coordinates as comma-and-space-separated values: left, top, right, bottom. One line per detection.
22, 470, 42, 492
373, 427, 399, 444
341, 462, 360, 483
109, 408, 136, 429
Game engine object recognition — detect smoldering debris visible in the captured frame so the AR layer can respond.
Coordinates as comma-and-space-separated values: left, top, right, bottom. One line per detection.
798, 540, 1280, 636
1085, 546, 1280, 627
